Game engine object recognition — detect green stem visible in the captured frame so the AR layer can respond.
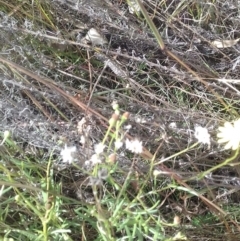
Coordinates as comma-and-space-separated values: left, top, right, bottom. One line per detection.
154, 143, 199, 165
198, 148, 240, 180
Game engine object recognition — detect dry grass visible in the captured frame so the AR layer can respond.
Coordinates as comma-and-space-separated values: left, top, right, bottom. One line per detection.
1, 0, 240, 240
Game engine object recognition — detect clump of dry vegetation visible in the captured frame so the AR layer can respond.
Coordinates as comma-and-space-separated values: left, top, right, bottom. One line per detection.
1, 0, 240, 240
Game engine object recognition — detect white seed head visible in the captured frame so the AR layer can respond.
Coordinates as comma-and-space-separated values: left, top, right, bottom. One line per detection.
125, 138, 143, 154
194, 126, 210, 146
60, 145, 77, 164
94, 142, 106, 154
217, 119, 240, 150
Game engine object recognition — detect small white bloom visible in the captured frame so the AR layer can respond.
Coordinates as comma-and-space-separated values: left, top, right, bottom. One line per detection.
60, 145, 77, 164
217, 119, 240, 150
90, 154, 102, 165
85, 160, 90, 166
94, 143, 105, 154
111, 100, 119, 110
135, 117, 147, 123
169, 122, 177, 129
85, 28, 108, 46
194, 126, 210, 146
125, 138, 143, 154
115, 139, 123, 150
124, 124, 132, 130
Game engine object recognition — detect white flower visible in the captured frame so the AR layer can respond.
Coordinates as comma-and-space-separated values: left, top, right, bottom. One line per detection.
60, 145, 77, 164
124, 125, 132, 130
90, 154, 102, 165
135, 117, 147, 123
125, 138, 143, 154
94, 143, 105, 154
85, 28, 108, 46
194, 126, 210, 146
169, 122, 177, 129
217, 119, 240, 150
114, 139, 123, 150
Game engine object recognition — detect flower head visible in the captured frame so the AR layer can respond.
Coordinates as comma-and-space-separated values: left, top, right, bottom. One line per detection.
94, 143, 106, 154
125, 138, 143, 154
60, 145, 77, 164
114, 139, 123, 150
217, 119, 240, 150
194, 126, 210, 146
90, 154, 102, 165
